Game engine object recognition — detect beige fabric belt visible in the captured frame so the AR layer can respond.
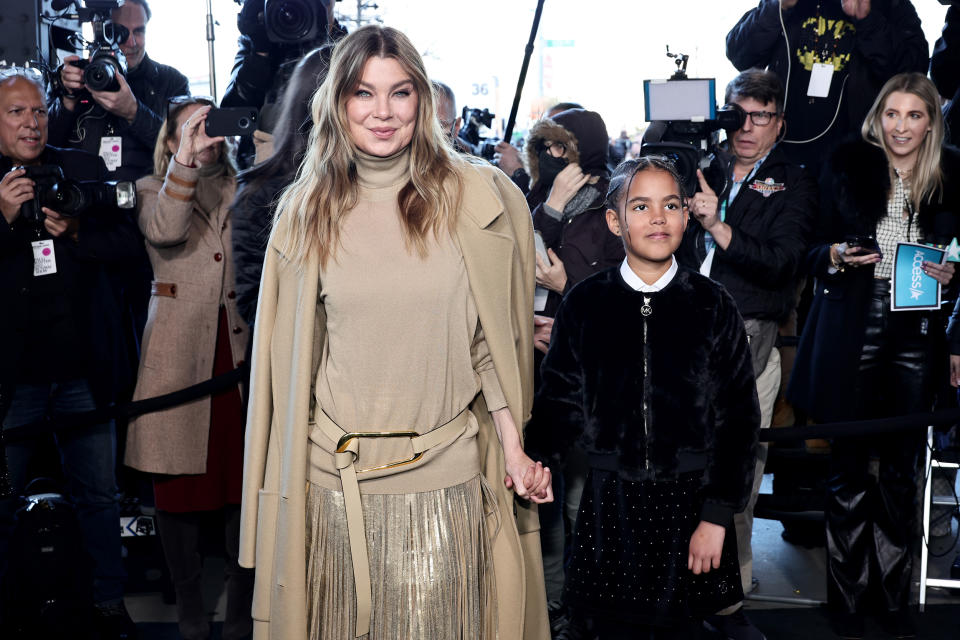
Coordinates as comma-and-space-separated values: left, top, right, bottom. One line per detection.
311, 408, 471, 638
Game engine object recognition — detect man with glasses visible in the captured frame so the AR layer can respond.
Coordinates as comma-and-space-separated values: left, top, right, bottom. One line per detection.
47, 0, 189, 182
677, 68, 817, 640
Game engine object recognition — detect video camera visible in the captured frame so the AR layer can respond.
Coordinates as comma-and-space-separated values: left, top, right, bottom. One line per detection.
237, 0, 332, 46
47, 1, 129, 98
457, 107, 499, 161
641, 47, 745, 197
18, 165, 136, 224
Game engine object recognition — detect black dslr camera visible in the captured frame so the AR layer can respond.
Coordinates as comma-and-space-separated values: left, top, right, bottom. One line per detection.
457, 107, 499, 161
640, 47, 745, 197
19, 165, 136, 224
47, 1, 129, 98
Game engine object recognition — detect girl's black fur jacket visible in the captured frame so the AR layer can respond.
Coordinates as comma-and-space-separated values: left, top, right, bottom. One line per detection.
525, 265, 761, 526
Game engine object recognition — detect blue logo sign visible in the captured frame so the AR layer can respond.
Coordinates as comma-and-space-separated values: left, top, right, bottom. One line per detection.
892, 242, 945, 311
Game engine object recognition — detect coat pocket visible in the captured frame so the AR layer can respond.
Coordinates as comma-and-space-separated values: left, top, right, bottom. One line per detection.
251, 489, 280, 621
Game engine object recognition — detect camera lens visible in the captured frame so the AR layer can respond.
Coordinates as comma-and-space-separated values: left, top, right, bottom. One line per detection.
266, 0, 313, 41
84, 58, 117, 92
238, 117, 250, 130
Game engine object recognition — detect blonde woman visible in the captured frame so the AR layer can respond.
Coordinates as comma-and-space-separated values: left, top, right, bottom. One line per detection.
126, 96, 253, 640
790, 73, 960, 638
238, 26, 552, 640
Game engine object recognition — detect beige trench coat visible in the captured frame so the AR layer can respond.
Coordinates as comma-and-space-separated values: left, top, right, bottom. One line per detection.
239, 162, 549, 639
125, 161, 249, 475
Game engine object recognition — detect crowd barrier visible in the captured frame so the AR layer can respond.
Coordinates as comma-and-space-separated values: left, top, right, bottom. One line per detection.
3, 364, 959, 443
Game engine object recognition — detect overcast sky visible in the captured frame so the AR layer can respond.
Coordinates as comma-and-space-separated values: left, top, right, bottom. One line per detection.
137, 0, 950, 138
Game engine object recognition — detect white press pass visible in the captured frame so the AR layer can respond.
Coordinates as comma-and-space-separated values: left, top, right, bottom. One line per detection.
806, 63, 834, 98
99, 136, 122, 172
32, 239, 57, 276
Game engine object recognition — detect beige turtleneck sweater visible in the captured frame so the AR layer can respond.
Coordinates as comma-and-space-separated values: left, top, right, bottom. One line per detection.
308, 148, 507, 494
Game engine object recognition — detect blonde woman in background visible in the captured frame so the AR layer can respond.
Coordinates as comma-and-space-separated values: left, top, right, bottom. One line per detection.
126, 95, 253, 640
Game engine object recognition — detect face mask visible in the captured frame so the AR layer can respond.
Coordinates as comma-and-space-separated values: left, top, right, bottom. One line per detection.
538, 150, 568, 187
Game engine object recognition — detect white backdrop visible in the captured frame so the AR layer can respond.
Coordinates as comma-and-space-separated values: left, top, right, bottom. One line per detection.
143, 0, 950, 138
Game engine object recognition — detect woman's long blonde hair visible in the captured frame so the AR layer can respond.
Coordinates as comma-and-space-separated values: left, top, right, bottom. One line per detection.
151, 96, 237, 178
861, 72, 944, 209
273, 25, 465, 267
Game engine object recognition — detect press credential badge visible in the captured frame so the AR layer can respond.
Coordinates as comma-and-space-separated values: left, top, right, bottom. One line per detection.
32, 239, 57, 276
807, 63, 834, 98
99, 136, 122, 172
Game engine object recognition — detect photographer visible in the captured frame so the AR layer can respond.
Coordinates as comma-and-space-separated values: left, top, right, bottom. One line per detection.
0, 69, 142, 639
47, 0, 189, 183
726, 0, 928, 175
677, 68, 817, 640
221, 0, 344, 167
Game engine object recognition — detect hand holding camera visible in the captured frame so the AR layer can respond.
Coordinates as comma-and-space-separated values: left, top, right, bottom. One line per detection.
0, 168, 34, 225
174, 106, 225, 168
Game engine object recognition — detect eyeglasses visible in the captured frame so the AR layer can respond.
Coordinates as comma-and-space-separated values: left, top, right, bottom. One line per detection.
744, 110, 780, 126
166, 94, 216, 121
543, 141, 567, 156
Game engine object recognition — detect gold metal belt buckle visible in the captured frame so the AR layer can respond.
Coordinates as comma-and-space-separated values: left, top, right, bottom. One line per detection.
335, 431, 423, 473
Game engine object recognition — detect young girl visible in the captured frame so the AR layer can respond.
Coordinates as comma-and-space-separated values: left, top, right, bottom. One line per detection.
526, 156, 760, 639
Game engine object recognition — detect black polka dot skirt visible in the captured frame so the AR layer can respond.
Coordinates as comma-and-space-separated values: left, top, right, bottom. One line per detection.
563, 469, 743, 626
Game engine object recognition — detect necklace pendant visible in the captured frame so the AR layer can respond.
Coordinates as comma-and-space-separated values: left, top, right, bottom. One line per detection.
641, 296, 653, 317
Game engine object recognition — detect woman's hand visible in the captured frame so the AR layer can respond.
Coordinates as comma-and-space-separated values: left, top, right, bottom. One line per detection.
688, 520, 725, 575
490, 407, 553, 504
536, 248, 567, 293
502, 452, 553, 504
533, 315, 554, 354
174, 105, 223, 167
923, 260, 955, 286
832, 242, 881, 269
950, 355, 960, 388
545, 163, 590, 213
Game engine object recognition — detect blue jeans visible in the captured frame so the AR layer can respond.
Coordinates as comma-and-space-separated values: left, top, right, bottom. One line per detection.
1, 380, 125, 603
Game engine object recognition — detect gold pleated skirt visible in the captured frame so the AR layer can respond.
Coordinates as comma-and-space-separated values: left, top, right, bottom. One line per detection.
305, 474, 499, 640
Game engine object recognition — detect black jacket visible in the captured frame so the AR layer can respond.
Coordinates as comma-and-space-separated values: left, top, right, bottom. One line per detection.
47, 54, 189, 182
931, 6, 960, 147
526, 266, 760, 526
676, 145, 817, 322
525, 109, 624, 317
230, 173, 289, 327
726, 0, 928, 172
789, 140, 960, 421
0, 147, 144, 406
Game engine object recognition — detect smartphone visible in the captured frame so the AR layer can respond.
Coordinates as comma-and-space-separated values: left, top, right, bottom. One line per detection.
204, 107, 259, 137
844, 234, 881, 256
534, 231, 551, 266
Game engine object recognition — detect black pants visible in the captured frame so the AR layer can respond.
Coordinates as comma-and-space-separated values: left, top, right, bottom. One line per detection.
826, 280, 929, 615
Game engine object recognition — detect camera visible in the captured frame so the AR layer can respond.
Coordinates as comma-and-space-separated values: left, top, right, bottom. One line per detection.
19, 165, 137, 224
640, 47, 745, 197
47, 1, 128, 98
238, 0, 331, 46
457, 107, 499, 161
